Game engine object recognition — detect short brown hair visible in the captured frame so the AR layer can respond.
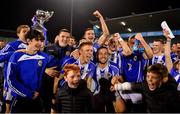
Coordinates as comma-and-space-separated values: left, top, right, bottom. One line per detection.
84, 28, 93, 34
16, 25, 30, 34
0, 39, 5, 42
78, 41, 93, 50
128, 35, 135, 41
59, 29, 70, 34
153, 39, 164, 44
147, 63, 168, 79
26, 29, 44, 41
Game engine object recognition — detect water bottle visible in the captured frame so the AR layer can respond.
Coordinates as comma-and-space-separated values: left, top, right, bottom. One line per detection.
132, 39, 140, 52
93, 25, 102, 38
132, 40, 145, 53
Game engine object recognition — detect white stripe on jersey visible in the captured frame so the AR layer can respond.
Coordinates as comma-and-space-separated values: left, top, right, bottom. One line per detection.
7, 62, 26, 97
0, 44, 10, 53
18, 43, 27, 49
76, 59, 89, 79
96, 64, 109, 81
152, 54, 164, 64
18, 54, 45, 62
175, 74, 180, 82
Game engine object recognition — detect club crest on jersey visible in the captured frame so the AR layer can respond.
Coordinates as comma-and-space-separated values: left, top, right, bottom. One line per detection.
38, 60, 43, 67
133, 56, 137, 61
159, 60, 164, 64
85, 70, 90, 74
105, 73, 111, 80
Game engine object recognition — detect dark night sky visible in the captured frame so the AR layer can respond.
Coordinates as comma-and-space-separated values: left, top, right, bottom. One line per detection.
0, 0, 179, 42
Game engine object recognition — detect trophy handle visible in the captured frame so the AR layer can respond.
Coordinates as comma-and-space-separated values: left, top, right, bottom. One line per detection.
44, 11, 54, 22
32, 10, 54, 46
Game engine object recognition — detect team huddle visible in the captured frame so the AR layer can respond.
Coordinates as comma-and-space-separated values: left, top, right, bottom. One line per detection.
0, 10, 180, 113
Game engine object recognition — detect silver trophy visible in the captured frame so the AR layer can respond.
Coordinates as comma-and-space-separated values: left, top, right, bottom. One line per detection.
32, 9, 54, 45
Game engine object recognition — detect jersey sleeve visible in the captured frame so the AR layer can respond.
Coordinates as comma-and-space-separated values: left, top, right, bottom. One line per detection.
7, 53, 34, 99
93, 42, 100, 53
47, 55, 59, 68
0, 44, 14, 62
87, 63, 96, 78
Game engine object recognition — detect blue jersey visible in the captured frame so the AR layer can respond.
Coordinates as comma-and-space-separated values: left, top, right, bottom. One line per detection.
96, 63, 119, 82
121, 53, 147, 82
109, 48, 123, 74
60, 56, 96, 92
0, 39, 27, 89
0, 39, 27, 62
60, 56, 96, 79
7, 51, 57, 99
171, 52, 178, 62
44, 43, 72, 62
170, 68, 180, 83
93, 42, 100, 53
150, 54, 165, 65
149, 53, 177, 66
91, 42, 100, 63
95, 62, 120, 94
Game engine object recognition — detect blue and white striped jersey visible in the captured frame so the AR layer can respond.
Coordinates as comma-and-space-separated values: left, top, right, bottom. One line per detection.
170, 68, 180, 83
95, 62, 120, 94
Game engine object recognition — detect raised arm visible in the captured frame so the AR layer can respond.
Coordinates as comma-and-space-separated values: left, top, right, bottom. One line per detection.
114, 33, 132, 56
135, 33, 153, 59
93, 10, 109, 46
164, 29, 173, 73
93, 10, 109, 36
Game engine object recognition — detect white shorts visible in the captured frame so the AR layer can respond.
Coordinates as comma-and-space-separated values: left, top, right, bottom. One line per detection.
120, 91, 143, 104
